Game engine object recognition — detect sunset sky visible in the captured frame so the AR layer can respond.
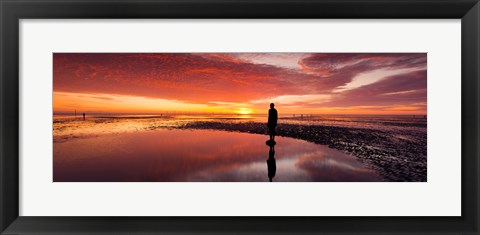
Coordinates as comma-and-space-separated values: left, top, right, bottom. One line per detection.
53, 53, 427, 115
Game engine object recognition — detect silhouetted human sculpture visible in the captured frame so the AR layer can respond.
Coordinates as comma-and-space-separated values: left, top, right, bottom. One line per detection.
267, 103, 278, 141
266, 141, 276, 182
82, 112, 85, 121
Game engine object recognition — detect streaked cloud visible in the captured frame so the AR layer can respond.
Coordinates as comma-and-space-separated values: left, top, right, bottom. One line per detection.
251, 94, 332, 105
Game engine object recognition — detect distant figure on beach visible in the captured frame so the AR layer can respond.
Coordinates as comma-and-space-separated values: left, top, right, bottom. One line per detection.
266, 141, 276, 182
267, 103, 278, 141
82, 112, 85, 121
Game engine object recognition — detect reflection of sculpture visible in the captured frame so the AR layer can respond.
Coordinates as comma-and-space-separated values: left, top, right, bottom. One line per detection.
266, 141, 276, 182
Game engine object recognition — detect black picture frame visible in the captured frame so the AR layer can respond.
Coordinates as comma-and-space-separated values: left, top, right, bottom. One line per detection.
1, 0, 479, 234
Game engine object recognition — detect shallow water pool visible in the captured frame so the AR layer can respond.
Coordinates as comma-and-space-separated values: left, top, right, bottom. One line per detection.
53, 129, 383, 182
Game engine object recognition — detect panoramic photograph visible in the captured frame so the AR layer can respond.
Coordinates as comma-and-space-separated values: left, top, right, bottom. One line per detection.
53, 53, 427, 182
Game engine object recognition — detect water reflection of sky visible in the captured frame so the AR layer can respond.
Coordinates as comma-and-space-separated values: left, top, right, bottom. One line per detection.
54, 129, 383, 182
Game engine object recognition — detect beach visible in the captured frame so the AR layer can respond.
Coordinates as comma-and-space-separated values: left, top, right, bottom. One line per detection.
53, 114, 426, 182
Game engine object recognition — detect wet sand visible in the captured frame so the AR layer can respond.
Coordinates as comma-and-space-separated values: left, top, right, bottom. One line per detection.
53, 115, 427, 182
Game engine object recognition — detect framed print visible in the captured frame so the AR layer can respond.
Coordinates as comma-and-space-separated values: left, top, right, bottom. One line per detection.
1, 0, 479, 234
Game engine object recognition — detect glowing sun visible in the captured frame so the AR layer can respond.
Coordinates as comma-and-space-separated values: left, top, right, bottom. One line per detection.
236, 108, 253, 115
